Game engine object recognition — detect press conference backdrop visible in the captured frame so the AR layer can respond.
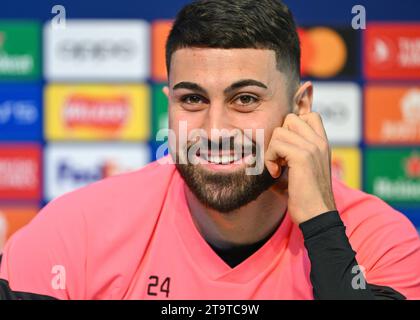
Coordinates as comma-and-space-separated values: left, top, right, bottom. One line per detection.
0, 0, 419, 249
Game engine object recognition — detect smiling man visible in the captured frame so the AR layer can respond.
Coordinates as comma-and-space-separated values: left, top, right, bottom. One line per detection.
1, 0, 420, 300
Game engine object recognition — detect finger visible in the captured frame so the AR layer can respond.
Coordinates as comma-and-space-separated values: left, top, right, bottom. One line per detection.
265, 139, 304, 178
271, 166, 289, 196
283, 113, 324, 147
284, 114, 329, 157
298, 112, 328, 141
298, 112, 331, 166
271, 126, 317, 152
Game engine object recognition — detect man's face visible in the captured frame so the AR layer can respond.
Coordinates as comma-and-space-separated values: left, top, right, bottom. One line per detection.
165, 48, 292, 212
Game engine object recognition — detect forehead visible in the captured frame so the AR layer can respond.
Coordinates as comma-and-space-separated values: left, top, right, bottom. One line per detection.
169, 48, 282, 86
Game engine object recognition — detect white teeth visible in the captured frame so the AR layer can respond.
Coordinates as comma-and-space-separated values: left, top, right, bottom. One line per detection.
200, 153, 245, 164
209, 155, 220, 163
221, 155, 230, 164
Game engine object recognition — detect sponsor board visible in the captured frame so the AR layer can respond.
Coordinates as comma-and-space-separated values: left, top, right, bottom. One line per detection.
152, 20, 173, 82
44, 20, 150, 81
0, 21, 40, 80
0, 144, 41, 200
0, 84, 42, 140
365, 23, 420, 79
44, 84, 150, 141
365, 148, 420, 205
365, 85, 420, 144
299, 26, 358, 78
312, 82, 361, 145
0, 205, 38, 251
152, 83, 168, 139
44, 143, 151, 200
331, 147, 361, 190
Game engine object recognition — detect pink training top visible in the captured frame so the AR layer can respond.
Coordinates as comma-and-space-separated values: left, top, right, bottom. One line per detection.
1, 157, 420, 299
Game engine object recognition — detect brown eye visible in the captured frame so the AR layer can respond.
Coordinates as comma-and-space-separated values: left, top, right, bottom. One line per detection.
181, 95, 205, 104
236, 95, 258, 106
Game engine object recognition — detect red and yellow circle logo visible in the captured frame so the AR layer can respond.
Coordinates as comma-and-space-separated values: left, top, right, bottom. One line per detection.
300, 27, 347, 78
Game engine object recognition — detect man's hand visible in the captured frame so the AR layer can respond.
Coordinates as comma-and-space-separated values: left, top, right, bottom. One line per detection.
265, 112, 336, 225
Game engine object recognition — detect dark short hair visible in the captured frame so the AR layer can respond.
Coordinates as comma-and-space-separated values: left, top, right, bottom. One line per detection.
166, 0, 301, 91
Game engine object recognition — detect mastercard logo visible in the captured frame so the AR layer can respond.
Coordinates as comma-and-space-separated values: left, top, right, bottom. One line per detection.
299, 27, 348, 78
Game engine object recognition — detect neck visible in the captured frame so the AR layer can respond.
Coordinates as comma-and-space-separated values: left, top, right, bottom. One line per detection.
184, 185, 288, 249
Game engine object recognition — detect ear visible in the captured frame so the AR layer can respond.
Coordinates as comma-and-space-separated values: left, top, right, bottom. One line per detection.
292, 81, 313, 116
162, 86, 169, 98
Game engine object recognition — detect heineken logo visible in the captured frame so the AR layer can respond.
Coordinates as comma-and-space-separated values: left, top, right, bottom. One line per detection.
405, 153, 420, 178
366, 149, 420, 204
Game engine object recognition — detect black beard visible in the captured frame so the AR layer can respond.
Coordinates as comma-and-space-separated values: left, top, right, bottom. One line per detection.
175, 159, 276, 213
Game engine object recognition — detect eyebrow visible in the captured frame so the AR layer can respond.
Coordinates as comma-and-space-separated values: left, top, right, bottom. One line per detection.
224, 79, 268, 95
172, 79, 268, 96
173, 82, 207, 95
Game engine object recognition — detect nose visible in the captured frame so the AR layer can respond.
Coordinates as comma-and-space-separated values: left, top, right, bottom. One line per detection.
202, 101, 235, 141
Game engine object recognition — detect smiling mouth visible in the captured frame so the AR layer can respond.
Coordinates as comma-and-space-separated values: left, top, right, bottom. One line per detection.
195, 149, 255, 165
198, 152, 241, 164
